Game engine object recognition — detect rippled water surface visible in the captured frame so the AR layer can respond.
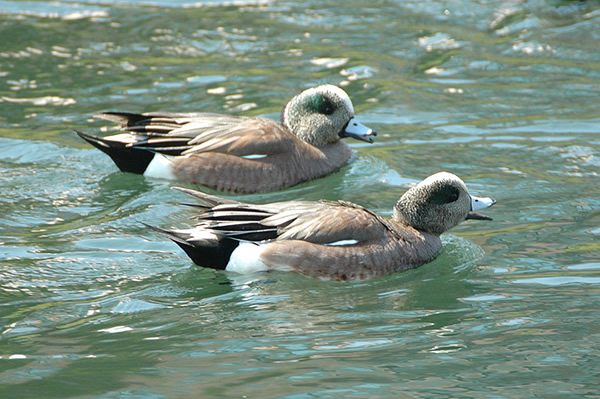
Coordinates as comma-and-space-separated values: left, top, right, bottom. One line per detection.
1, 0, 600, 397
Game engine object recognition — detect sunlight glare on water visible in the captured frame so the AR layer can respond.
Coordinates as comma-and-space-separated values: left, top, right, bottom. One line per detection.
1, 0, 600, 397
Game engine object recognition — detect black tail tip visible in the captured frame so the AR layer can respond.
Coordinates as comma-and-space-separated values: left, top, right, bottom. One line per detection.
74, 129, 110, 149
143, 222, 239, 271
74, 129, 154, 175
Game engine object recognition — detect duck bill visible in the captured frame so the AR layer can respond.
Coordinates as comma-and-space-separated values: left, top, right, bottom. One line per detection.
466, 195, 496, 221
340, 117, 377, 143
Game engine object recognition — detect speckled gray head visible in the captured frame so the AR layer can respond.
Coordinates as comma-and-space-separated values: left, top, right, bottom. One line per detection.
393, 172, 495, 235
282, 84, 376, 146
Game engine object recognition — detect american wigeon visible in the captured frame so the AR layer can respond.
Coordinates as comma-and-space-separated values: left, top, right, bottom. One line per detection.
75, 84, 376, 193
147, 172, 496, 281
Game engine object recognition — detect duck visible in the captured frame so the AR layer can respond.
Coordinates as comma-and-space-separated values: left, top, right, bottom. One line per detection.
75, 84, 376, 193
146, 172, 496, 281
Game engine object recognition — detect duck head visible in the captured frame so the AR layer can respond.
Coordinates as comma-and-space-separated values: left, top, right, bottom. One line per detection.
282, 84, 376, 146
393, 172, 495, 235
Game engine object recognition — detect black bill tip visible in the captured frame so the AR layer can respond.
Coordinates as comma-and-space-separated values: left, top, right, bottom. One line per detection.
340, 130, 377, 143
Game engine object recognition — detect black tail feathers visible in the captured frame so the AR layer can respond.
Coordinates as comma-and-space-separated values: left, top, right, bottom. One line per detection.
142, 223, 239, 271
75, 129, 154, 174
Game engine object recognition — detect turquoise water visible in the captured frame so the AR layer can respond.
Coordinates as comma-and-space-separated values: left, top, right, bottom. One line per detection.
1, 0, 600, 397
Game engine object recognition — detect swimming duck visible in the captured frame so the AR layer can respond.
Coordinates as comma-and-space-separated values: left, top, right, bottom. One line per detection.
75, 84, 376, 193
147, 172, 495, 281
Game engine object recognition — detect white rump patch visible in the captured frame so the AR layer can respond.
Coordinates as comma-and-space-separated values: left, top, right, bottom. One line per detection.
324, 239, 359, 246
242, 154, 268, 160
143, 154, 176, 180
226, 242, 269, 274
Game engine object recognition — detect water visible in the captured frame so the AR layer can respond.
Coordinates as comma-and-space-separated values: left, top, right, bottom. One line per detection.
1, 0, 599, 397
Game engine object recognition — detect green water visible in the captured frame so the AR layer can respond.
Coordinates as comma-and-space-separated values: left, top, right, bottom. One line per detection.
1, 0, 600, 397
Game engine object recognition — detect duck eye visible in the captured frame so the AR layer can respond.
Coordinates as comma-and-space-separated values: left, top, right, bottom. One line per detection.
431, 185, 460, 205
322, 104, 334, 115
448, 190, 459, 203
306, 94, 336, 115
318, 97, 336, 115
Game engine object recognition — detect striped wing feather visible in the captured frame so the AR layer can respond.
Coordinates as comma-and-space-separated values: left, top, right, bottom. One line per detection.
95, 112, 295, 157
188, 197, 389, 245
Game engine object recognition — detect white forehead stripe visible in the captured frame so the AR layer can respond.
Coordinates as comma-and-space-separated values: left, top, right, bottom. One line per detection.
313, 84, 354, 114
418, 172, 462, 188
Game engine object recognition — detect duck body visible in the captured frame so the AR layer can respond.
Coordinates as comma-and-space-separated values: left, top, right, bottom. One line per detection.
148, 172, 495, 281
76, 85, 376, 194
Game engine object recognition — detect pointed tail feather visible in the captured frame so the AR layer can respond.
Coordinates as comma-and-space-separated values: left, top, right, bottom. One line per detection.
75, 129, 154, 174
172, 186, 241, 206
94, 111, 151, 127
142, 223, 194, 246
143, 223, 238, 271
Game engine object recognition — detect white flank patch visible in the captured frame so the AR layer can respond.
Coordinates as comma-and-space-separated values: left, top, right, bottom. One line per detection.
324, 239, 359, 246
143, 154, 176, 180
242, 154, 268, 160
226, 242, 269, 274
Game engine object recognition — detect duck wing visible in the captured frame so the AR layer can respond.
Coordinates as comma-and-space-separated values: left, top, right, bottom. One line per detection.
179, 187, 390, 245
95, 112, 297, 157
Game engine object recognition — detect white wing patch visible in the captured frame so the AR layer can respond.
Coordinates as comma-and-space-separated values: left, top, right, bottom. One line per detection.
323, 239, 359, 246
